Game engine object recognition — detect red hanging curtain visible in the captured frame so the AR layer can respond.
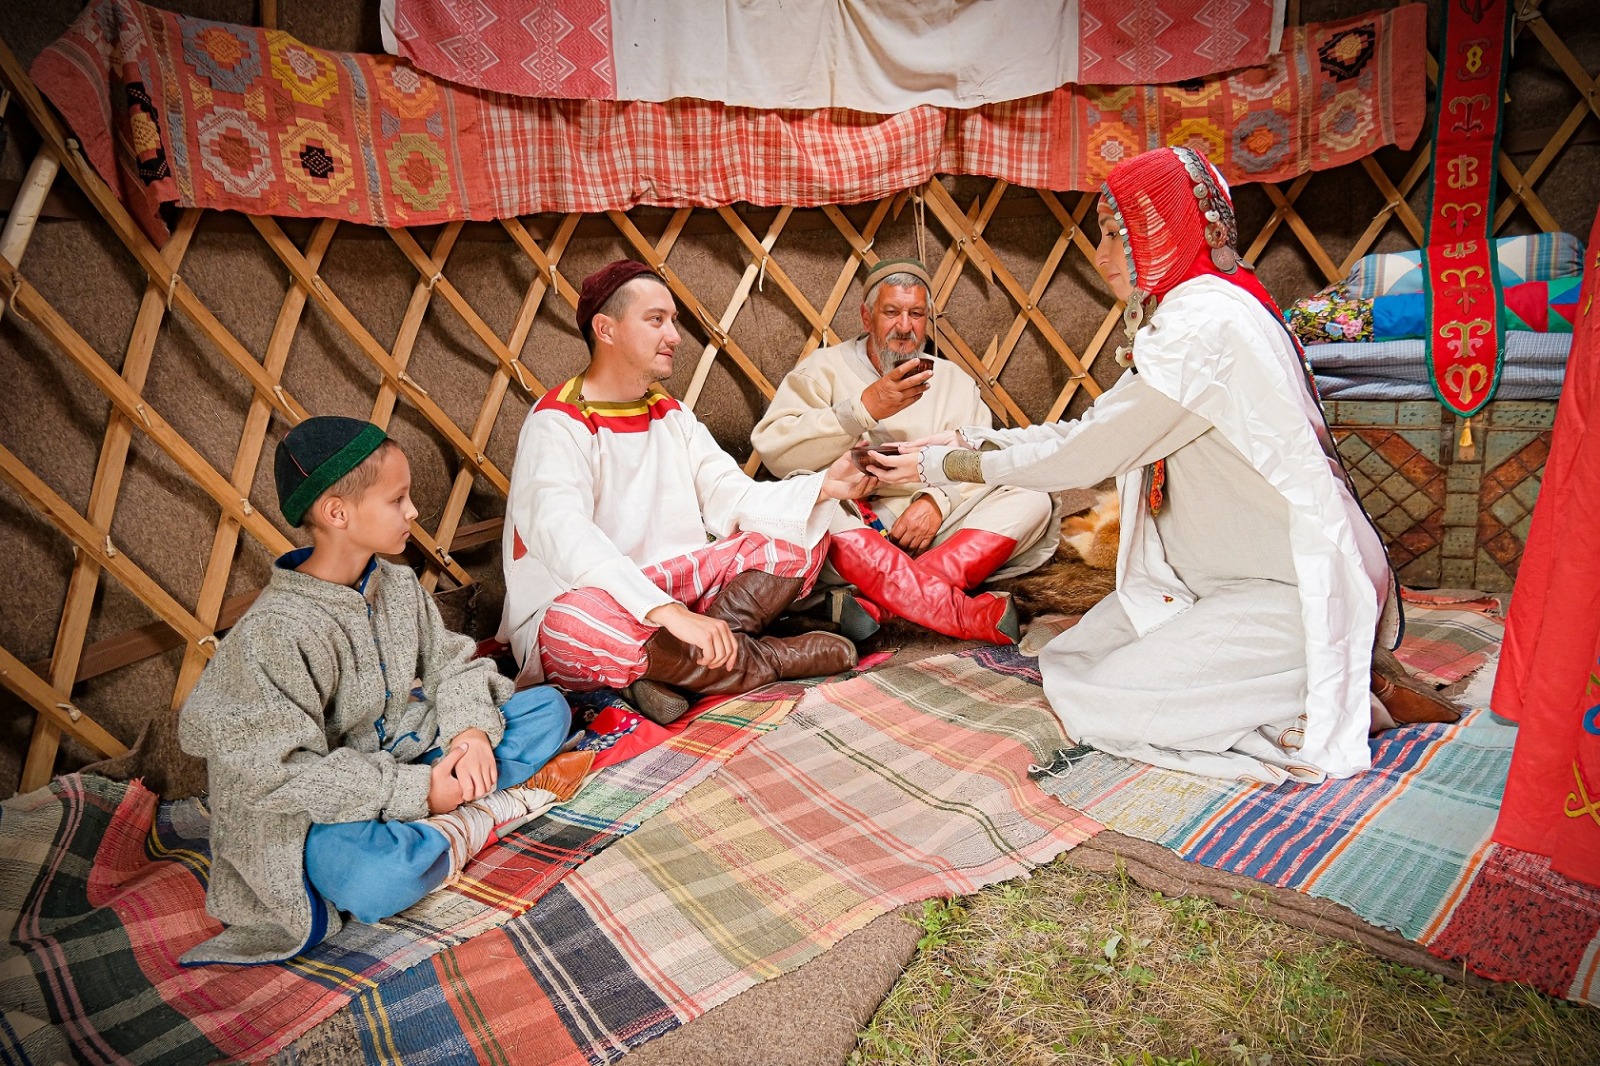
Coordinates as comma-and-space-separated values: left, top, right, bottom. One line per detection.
1491, 203, 1600, 888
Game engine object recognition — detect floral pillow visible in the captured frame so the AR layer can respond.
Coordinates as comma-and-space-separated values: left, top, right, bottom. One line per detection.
1284, 294, 1372, 345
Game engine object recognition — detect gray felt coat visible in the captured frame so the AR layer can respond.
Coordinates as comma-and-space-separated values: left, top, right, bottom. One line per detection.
177, 552, 512, 965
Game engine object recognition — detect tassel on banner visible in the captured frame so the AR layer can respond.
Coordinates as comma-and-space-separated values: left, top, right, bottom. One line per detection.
1458, 415, 1477, 462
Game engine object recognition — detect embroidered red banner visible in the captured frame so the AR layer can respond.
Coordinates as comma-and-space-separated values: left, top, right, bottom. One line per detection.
1424, 0, 1512, 419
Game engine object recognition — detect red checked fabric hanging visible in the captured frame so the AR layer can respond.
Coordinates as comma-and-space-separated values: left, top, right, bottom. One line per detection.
1424, 0, 1513, 458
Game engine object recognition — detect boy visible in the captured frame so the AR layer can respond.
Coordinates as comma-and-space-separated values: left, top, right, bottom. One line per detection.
179, 416, 575, 965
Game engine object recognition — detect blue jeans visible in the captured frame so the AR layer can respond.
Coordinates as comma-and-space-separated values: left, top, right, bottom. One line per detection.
303, 686, 570, 924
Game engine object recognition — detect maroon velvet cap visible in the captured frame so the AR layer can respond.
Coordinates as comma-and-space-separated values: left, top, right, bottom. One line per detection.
576, 259, 662, 343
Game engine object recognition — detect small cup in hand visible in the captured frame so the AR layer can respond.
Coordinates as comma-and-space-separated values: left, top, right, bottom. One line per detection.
849, 440, 903, 472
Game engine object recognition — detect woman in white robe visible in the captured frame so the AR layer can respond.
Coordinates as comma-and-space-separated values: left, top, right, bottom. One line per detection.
872, 146, 1402, 784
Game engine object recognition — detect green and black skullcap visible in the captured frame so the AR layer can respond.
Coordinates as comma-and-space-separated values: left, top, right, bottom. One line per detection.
274, 416, 389, 527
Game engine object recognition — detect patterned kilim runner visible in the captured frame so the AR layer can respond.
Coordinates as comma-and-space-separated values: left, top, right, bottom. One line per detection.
30, 0, 1426, 246
1425, 0, 1513, 441
1035, 603, 1600, 1006
339, 653, 1098, 1064
0, 687, 799, 1065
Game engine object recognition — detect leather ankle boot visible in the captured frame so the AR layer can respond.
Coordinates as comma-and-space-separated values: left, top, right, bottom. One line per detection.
829, 528, 1020, 644
825, 582, 889, 640
1370, 647, 1461, 725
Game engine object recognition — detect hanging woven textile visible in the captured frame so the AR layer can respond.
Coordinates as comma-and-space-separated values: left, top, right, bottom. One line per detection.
1490, 208, 1600, 890
1423, 0, 1514, 457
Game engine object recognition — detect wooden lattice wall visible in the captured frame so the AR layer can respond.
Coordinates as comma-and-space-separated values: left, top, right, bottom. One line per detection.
0, 0, 1596, 796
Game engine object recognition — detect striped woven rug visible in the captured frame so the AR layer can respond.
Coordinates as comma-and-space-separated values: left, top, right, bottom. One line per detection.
0, 686, 801, 1065
1035, 601, 1600, 1006
340, 649, 1099, 1064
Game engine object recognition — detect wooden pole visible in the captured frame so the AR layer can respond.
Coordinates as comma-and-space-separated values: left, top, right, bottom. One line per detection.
0, 148, 60, 268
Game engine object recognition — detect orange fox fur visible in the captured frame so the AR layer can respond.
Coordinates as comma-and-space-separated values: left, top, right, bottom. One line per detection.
991, 489, 1119, 619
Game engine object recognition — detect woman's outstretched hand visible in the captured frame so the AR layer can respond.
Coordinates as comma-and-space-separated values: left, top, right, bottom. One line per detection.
865, 444, 924, 485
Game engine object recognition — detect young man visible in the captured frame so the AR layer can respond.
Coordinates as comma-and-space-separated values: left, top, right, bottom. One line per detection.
750, 258, 1056, 643
179, 417, 577, 965
499, 259, 873, 724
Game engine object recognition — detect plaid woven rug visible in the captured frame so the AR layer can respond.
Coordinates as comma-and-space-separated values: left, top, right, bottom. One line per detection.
0, 687, 798, 1065
334, 650, 1098, 1064
1390, 591, 1505, 687
1034, 604, 1600, 1006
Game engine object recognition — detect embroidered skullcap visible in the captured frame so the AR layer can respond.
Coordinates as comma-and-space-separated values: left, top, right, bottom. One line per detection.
576, 259, 663, 343
862, 258, 933, 298
1099, 146, 1241, 299
274, 416, 389, 527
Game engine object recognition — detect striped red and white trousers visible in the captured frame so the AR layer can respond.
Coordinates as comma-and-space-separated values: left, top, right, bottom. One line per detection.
536, 532, 827, 690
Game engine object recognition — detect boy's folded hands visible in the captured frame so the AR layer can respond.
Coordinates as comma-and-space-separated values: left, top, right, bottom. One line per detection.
427, 746, 468, 814
426, 727, 496, 815
450, 728, 498, 801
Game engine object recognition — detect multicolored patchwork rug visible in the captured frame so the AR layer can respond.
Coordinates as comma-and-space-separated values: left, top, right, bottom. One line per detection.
9, 597, 1585, 1066
31, 0, 1426, 247
333, 651, 1098, 1064
0, 687, 798, 1065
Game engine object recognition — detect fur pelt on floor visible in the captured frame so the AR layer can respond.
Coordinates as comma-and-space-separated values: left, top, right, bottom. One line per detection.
990, 489, 1119, 620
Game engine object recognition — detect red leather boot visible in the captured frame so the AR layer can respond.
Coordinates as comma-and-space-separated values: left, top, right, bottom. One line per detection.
913, 529, 1020, 591
828, 528, 1019, 644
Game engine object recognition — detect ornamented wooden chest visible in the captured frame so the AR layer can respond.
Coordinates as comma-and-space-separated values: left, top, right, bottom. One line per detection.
1326, 400, 1556, 592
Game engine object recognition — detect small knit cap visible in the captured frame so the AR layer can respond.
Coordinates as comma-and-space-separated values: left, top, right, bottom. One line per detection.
274, 416, 389, 527
861, 258, 932, 297
576, 259, 663, 343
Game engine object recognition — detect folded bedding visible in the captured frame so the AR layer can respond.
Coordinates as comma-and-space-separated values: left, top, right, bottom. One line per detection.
1307, 332, 1570, 400
1315, 363, 1567, 401
1340, 231, 1585, 300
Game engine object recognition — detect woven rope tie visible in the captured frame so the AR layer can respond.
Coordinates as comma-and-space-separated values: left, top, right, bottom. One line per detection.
1027, 743, 1097, 781
5, 276, 27, 323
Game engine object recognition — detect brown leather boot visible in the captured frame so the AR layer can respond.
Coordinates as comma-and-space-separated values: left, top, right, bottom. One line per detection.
749, 630, 858, 679
1370, 647, 1461, 725
701, 570, 806, 634
625, 627, 857, 725
624, 570, 828, 724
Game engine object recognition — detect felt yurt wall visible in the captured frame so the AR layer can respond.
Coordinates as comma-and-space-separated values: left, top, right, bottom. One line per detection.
1, 0, 1597, 800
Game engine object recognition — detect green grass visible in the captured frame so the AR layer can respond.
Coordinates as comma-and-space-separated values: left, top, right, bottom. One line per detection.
850, 859, 1600, 1066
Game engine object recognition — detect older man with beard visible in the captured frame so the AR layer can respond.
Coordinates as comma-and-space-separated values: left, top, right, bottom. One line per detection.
751, 259, 1056, 644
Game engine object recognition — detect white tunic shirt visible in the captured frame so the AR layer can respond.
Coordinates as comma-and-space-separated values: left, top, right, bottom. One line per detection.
751, 336, 1059, 575
498, 376, 832, 679
926, 276, 1394, 780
